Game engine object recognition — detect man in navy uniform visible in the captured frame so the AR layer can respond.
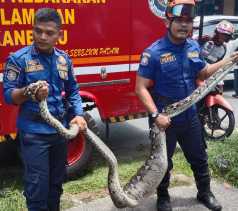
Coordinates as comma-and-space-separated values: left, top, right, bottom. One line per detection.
3, 8, 86, 211
135, 0, 238, 211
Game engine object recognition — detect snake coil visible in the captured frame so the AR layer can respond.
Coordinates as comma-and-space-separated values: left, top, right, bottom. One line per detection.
33, 60, 235, 208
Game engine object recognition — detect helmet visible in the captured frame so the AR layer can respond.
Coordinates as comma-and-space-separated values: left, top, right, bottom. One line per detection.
215, 20, 235, 36
166, 0, 196, 19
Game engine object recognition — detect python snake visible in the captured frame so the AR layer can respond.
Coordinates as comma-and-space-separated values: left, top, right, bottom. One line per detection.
33, 60, 236, 208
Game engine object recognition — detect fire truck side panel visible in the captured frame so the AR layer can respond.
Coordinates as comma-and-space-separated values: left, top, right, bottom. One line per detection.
0, 86, 18, 136
74, 0, 133, 121
75, 0, 167, 121
0, 0, 166, 133
0, 0, 168, 176
131, 0, 167, 53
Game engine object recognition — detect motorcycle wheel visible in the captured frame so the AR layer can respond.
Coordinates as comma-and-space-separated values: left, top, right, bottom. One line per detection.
201, 105, 235, 141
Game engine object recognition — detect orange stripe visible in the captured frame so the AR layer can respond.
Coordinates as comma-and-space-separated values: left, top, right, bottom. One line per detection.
0, 63, 4, 71
131, 54, 141, 61
72, 54, 140, 65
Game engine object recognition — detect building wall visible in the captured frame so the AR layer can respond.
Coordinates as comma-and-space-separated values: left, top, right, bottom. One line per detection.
223, 0, 235, 15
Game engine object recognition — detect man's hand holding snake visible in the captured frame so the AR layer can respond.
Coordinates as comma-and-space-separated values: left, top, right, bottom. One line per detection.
70, 116, 87, 132
155, 114, 171, 131
229, 51, 238, 63
35, 81, 49, 101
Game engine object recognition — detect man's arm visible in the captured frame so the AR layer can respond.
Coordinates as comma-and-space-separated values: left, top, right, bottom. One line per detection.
135, 75, 171, 129
6, 83, 49, 105
3, 57, 28, 105
64, 56, 87, 130
64, 57, 84, 116
135, 75, 157, 114
10, 88, 29, 105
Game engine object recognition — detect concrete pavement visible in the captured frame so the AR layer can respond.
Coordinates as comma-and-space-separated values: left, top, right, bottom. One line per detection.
67, 180, 238, 211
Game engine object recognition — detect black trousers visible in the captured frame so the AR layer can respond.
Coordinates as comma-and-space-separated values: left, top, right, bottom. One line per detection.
155, 115, 209, 192
19, 132, 67, 211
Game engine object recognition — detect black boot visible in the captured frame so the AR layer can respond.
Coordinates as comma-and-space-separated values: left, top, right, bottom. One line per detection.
197, 191, 222, 211
157, 189, 172, 211
196, 178, 222, 211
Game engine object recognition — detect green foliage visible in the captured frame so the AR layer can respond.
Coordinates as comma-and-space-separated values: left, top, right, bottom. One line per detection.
64, 149, 147, 194
173, 147, 193, 177
207, 130, 238, 187
0, 166, 26, 211
0, 190, 25, 211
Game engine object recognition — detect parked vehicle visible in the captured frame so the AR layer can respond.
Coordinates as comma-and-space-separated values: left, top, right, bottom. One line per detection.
197, 81, 235, 141
193, 16, 238, 38
0, 1, 167, 177
193, 15, 238, 82
198, 21, 235, 140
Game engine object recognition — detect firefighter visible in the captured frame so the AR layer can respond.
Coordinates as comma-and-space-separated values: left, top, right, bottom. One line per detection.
135, 0, 238, 211
3, 8, 87, 211
201, 20, 235, 92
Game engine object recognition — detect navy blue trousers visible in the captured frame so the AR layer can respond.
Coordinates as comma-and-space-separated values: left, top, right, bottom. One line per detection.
156, 115, 209, 191
19, 132, 67, 211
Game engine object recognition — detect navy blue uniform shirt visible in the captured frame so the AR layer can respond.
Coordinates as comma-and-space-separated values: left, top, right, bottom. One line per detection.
3, 44, 83, 134
138, 35, 206, 123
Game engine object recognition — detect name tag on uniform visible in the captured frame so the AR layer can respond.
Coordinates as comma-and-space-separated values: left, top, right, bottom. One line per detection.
57, 55, 68, 80
188, 51, 199, 59
160, 53, 176, 64
26, 60, 44, 73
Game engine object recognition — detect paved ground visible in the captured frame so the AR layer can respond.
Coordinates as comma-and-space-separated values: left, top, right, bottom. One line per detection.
67, 181, 238, 211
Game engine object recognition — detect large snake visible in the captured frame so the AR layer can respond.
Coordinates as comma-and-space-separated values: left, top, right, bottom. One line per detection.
31, 60, 235, 208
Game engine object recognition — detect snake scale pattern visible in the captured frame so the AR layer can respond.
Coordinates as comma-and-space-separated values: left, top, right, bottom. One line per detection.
34, 60, 236, 208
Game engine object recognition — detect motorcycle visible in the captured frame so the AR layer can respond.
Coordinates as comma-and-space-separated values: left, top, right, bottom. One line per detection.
197, 80, 235, 141
148, 78, 235, 142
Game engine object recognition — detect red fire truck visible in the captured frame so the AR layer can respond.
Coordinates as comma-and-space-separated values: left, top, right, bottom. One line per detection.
0, 0, 167, 177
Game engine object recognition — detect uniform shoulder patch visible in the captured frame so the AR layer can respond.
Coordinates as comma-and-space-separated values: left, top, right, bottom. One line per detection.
140, 52, 151, 66
57, 55, 67, 65
57, 55, 69, 80
5, 64, 20, 81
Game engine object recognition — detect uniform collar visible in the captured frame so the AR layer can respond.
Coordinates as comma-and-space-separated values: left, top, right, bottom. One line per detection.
30, 44, 61, 57
164, 34, 188, 48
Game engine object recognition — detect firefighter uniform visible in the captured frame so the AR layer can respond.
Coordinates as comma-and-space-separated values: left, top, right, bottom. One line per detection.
138, 35, 211, 200
3, 44, 83, 211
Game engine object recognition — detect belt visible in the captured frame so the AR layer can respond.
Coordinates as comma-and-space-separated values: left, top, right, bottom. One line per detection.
157, 95, 174, 105
150, 91, 175, 106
